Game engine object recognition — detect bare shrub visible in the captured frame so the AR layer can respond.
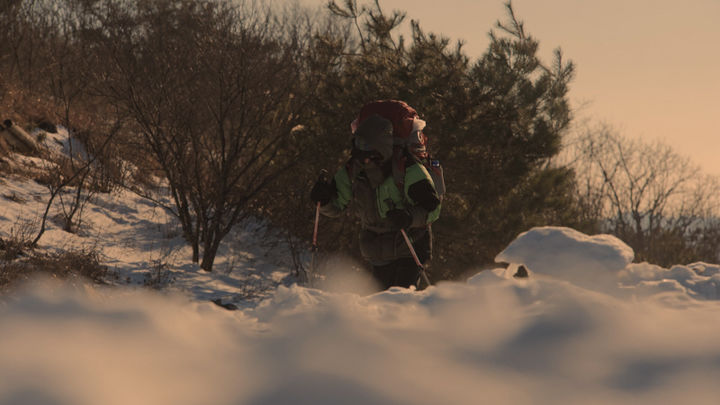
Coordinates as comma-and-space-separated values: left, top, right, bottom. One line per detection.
31, 122, 122, 245
234, 276, 281, 302
142, 244, 181, 290
0, 245, 111, 291
0, 218, 36, 261
143, 259, 175, 290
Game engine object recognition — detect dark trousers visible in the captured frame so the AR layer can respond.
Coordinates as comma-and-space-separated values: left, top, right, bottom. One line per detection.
368, 230, 430, 290
371, 257, 422, 290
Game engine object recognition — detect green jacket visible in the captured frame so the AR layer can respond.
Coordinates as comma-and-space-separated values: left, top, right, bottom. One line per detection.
320, 156, 441, 264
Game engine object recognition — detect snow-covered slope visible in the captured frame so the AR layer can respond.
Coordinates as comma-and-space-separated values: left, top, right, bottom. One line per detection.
1, 127, 295, 305
3, 129, 720, 405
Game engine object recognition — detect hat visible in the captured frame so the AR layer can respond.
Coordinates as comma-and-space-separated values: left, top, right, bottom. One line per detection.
353, 114, 394, 162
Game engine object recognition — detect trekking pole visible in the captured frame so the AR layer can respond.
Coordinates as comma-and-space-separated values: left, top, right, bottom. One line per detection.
400, 228, 432, 289
303, 201, 320, 287
307, 170, 329, 287
312, 201, 321, 250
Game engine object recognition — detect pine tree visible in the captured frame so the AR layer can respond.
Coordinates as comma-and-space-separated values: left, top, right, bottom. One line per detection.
274, 1, 583, 278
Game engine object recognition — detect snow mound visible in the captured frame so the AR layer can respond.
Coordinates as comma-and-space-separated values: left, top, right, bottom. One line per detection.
620, 262, 720, 301
495, 226, 634, 290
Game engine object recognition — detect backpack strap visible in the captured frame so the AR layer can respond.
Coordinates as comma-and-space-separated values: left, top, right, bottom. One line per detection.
391, 146, 409, 194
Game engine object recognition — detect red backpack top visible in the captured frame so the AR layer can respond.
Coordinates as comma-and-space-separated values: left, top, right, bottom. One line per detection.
351, 100, 428, 159
351, 100, 444, 197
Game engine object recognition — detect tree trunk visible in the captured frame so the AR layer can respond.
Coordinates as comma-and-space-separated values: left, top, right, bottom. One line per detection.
200, 236, 222, 272
192, 241, 200, 264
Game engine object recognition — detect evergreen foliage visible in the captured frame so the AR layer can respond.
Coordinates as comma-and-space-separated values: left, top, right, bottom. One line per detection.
264, 1, 584, 279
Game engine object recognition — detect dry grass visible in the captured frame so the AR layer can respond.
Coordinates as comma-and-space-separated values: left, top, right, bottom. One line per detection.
143, 259, 175, 290
0, 84, 56, 134
0, 246, 113, 292
0, 218, 36, 261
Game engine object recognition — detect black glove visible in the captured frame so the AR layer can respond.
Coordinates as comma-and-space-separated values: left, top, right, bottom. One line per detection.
310, 179, 335, 206
386, 209, 413, 230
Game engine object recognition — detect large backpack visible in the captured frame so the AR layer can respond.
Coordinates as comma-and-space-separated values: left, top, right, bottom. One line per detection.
351, 100, 445, 197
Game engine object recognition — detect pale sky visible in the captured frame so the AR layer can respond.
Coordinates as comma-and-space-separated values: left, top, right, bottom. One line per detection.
298, 0, 720, 175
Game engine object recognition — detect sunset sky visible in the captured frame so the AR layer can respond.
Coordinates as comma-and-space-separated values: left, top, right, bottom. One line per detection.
298, 0, 720, 174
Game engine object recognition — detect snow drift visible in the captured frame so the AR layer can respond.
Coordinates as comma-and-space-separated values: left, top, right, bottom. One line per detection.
3, 227, 720, 405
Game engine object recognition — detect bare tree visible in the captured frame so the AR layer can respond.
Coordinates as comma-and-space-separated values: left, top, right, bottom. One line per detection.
570, 123, 720, 264
32, 121, 122, 246
97, 0, 319, 271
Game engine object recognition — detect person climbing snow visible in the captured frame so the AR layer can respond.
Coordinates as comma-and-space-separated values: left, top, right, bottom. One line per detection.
310, 100, 443, 290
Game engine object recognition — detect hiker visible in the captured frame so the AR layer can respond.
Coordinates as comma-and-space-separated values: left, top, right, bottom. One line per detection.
310, 100, 443, 290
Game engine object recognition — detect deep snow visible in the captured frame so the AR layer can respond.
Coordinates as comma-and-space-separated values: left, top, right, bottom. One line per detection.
2, 129, 720, 405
